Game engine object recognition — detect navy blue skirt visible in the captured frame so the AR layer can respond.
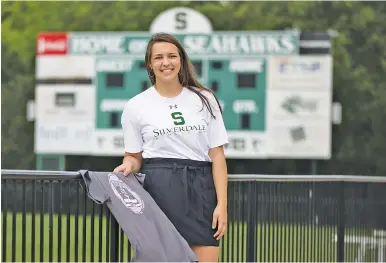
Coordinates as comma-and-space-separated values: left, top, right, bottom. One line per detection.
140, 157, 219, 247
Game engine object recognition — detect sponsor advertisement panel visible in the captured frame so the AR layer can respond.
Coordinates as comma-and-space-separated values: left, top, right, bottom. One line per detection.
266, 55, 332, 159
35, 122, 94, 154
35, 86, 95, 122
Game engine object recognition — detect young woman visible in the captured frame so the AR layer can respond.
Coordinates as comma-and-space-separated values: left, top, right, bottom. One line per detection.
113, 33, 229, 262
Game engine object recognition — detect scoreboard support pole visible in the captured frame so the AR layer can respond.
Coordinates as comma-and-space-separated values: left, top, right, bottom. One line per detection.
311, 160, 318, 175
36, 154, 66, 171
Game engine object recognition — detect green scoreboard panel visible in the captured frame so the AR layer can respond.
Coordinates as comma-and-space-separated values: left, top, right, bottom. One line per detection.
96, 57, 150, 129
206, 58, 267, 131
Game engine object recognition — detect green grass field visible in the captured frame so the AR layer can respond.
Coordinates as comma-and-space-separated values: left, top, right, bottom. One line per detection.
1, 212, 381, 262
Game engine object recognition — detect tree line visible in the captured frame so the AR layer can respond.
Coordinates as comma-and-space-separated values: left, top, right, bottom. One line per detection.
1, 1, 385, 176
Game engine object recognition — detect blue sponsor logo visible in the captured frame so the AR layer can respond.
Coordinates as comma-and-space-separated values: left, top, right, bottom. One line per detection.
279, 61, 321, 73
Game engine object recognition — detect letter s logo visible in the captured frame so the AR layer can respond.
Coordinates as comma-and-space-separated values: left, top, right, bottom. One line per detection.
171, 112, 185, 125
175, 12, 187, 30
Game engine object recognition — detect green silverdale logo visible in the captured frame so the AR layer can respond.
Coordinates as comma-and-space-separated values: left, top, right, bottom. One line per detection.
153, 124, 207, 138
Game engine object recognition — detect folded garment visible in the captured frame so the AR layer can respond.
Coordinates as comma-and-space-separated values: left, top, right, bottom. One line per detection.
80, 170, 198, 262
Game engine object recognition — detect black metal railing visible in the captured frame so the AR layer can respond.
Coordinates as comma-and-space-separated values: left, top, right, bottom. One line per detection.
1, 170, 386, 262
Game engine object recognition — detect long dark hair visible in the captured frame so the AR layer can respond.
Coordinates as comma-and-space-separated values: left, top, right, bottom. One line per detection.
145, 33, 222, 119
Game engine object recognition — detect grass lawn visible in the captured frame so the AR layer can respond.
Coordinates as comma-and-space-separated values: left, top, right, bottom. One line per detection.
1, 212, 380, 262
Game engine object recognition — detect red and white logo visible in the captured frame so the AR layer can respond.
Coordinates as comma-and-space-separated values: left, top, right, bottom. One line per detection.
37, 33, 68, 55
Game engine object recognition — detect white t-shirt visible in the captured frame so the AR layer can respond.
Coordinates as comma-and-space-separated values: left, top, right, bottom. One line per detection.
121, 86, 228, 162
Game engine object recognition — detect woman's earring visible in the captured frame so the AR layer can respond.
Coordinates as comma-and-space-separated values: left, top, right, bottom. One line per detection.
149, 69, 155, 78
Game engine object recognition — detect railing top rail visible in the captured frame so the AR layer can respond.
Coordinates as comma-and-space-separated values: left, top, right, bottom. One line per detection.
1, 169, 80, 180
229, 174, 386, 183
1, 169, 386, 183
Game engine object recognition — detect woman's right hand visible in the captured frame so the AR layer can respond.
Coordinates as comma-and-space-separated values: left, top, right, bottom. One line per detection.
113, 161, 133, 176
114, 153, 142, 176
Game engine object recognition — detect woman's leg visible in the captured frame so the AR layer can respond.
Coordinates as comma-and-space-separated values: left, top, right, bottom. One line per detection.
190, 245, 219, 262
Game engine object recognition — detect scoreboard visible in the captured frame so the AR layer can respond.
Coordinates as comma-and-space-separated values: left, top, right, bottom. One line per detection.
34, 7, 333, 170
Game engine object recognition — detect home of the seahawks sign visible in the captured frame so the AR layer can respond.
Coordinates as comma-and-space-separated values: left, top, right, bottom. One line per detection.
34, 6, 333, 170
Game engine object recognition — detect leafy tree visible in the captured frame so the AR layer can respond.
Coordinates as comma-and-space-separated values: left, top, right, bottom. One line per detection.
286, 1, 386, 176
1, 73, 35, 169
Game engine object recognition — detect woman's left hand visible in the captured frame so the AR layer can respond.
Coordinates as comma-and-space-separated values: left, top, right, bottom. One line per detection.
212, 204, 227, 240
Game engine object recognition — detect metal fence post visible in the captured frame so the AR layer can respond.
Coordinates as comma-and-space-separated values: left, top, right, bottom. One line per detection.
337, 180, 345, 262
110, 215, 120, 262
246, 181, 257, 262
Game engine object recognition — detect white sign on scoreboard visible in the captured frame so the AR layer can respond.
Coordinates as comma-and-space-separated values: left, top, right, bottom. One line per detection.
266, 55, 333, 159
224, 131, 269, 158
150, 7, 213, 34
35, 122, 94, 154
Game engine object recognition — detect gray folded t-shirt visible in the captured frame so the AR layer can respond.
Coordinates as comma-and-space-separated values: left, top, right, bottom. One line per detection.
80, 170, 198, 262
